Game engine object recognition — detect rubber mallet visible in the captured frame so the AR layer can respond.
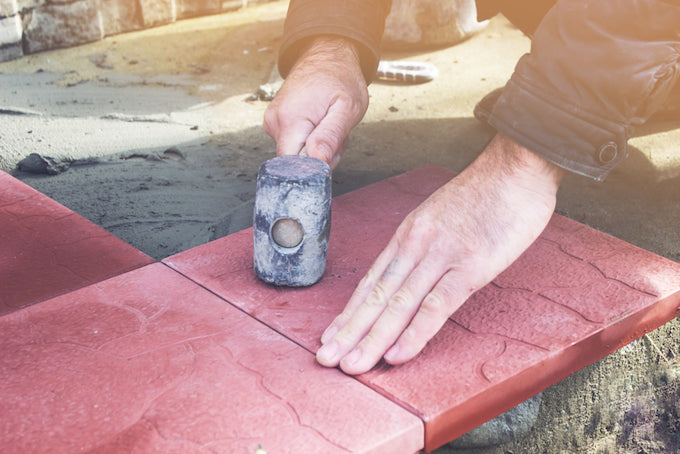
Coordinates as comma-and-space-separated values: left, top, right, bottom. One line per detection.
253, 155, 332, 286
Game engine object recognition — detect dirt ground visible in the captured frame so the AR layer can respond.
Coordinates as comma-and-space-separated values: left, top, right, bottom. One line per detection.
2, 1, 680, 452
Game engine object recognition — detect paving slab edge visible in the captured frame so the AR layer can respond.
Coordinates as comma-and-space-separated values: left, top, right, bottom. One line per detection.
423, 289, 680, 451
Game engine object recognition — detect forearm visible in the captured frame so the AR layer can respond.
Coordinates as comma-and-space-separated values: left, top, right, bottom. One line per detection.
476, 133, 566, 195
289, 36, 363, 82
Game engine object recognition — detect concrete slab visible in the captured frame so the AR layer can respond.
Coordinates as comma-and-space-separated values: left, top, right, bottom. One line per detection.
2, 4, 679, 450
0, 262, 424, 453
164, 166, 680, 451
0, 170, 153, 314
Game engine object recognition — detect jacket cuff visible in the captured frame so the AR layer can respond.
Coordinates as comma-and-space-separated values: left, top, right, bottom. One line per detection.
488, 75, 629, 182
277, 0, 389, 83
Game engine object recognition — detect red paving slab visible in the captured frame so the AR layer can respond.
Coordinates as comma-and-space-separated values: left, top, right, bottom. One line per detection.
0, 263, 423, 454
0, 171, 153, 315
165, 166, 680, 451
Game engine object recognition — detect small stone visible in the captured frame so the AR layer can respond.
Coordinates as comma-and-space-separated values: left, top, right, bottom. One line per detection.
448, 393, 542, 449
88, 53, 114, 70
17, 153, 70, 175
252, 82, 280, 101
163, 146, 186, 159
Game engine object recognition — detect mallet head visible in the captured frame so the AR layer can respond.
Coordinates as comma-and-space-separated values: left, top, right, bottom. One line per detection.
253, 155, 332, 286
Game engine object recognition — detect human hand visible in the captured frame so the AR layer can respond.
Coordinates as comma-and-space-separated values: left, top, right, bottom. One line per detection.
263, 36, 369, 169
316, 134, 566, 374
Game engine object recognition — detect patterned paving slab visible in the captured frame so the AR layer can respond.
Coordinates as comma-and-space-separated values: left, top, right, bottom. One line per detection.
165, 166, 680, 451
0, 263, 424, 454
0, 171, 153, 315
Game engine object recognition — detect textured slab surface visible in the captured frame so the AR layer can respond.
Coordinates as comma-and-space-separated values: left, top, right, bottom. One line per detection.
165, 166, 680, 451
0, 171, 153, 315
0, 263, 423, 454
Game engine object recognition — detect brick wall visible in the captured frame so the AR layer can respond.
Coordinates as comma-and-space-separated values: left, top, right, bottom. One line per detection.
0, 0, 269, 63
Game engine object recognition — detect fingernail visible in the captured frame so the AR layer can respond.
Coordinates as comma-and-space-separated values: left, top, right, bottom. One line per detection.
343, 348, 362, 366
316, 340, 338, 364
320, 325, 338, 344
384, 344, 399, 362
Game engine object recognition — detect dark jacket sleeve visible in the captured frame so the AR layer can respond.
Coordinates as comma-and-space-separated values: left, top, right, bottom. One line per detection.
278, 0, 392, 83
489, 0, 680, 181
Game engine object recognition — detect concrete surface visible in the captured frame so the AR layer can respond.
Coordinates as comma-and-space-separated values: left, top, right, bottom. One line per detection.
1, 1, 680, 452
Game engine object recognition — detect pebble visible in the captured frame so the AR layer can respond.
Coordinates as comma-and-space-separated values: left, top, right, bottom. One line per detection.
17, 153, 69, 175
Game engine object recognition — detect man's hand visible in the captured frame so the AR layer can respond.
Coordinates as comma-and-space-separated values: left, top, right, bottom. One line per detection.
263, 36, 369, 169
316, 134, 566, 374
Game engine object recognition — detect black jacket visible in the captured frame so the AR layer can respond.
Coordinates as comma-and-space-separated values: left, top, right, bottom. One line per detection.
278, 0, 680, 181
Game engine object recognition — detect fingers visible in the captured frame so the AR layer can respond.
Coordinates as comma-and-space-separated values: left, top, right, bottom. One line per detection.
263, 60, 366, 168
319, 239, 403, 345
318, 266, 466, 375
303, 104, 355, 167
383, 275, 466, 365
264, 101, 355, 170
316, 244, 408, 363
317, 240, 461, 374
339, 265, 450, 375
262, 106, 313, 157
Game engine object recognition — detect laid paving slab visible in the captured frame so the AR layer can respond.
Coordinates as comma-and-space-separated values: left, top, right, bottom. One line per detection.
0, 170, 154, 315
0, 262, 424, 454
165, 166, 680, 451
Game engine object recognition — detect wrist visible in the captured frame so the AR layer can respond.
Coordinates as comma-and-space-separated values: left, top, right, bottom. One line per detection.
293, 35, 362, 74
481, 133, 566, 194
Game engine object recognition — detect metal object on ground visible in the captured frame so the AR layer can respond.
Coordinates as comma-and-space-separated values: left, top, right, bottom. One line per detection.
253, 155, 331, 287
376, 60, 439, 84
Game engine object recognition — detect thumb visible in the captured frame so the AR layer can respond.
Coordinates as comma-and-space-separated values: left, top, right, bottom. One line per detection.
275, 120, 314, 157
303, 107, 355, 167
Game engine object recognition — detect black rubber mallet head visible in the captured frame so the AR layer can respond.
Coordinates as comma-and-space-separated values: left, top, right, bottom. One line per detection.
253, 155, 331, 286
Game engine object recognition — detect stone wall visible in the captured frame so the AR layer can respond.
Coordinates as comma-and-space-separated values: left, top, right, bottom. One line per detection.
0, 0, 269, 63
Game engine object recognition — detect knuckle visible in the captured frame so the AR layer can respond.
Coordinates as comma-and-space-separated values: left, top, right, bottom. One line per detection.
331, 313, 349, 328
420, 291, 449, 316
333, 325, 359, 347
333, 331, 353, 347
309, 142, 334, 163
360, 330, 381, 347
356, 271, 377, 292
365, 283, 389, 308
312, 128, 343, 154
398, 215, 435, 247
399, 325, 419, 344
262, 110, 277, 136
387, 289, 413, 315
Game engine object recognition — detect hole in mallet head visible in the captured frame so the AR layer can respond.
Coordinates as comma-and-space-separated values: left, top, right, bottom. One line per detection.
271, 218, 304, 248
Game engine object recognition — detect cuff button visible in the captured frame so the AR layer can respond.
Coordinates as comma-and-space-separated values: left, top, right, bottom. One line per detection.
597, 142, 618, 163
